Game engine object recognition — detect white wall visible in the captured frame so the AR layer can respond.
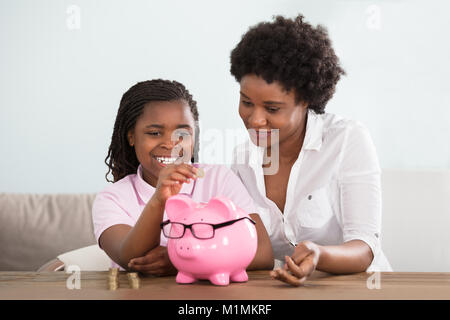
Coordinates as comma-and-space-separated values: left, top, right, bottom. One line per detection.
1, 1, 450, 271
381, 169, 450, 272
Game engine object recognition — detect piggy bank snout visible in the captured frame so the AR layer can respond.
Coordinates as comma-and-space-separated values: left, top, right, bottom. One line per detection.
175, 238, 196, 259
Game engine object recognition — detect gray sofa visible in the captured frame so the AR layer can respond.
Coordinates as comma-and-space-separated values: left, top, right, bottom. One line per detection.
0, 193, 97, 271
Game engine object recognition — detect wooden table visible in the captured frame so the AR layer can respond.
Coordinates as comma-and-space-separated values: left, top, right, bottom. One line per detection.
1, 270, 450, 300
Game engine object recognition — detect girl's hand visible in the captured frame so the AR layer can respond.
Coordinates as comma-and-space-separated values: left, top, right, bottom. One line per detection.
127, 246, 178, 276
152, 163, 198, 205
270, 240, 321, 286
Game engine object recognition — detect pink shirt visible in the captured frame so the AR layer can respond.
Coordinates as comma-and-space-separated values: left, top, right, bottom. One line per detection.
92, 164, 258, 269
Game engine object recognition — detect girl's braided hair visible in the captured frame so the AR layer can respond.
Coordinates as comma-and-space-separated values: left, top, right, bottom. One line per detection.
104, 79, 200, 183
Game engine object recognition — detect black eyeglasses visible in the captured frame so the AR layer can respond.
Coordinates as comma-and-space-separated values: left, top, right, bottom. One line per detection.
160, 217, 256, 240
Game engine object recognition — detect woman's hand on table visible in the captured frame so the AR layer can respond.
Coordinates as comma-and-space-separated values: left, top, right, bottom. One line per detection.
270, 240, 321, 286
127, 246, 177, 276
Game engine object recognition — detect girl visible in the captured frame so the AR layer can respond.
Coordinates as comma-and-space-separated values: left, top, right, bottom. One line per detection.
229, 15, 392, 286
92, 79, 273, 275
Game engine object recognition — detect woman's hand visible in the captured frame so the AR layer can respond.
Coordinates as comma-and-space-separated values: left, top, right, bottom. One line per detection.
270, 240, 321, 286
127, 246, 178, 276
152, 163, 198, 205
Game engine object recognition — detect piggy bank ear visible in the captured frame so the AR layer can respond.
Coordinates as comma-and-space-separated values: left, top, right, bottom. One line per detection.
207, 197, 240, 220
165, 194, 195, 221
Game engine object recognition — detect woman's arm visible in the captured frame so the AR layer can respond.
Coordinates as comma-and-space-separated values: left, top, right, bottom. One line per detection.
317, 240, 373, 274
247, 213, 274, 270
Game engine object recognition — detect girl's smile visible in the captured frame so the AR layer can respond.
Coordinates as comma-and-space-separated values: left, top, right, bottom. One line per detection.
153, 155, 183, 166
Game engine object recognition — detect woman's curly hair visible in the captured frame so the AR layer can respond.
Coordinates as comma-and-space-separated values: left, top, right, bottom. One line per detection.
104, 79, 200, 183
230, 14, 345, 114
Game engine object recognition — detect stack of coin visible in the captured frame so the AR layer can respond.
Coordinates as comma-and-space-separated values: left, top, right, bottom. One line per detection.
108, 268, 119, 290
127, 272, 140, 289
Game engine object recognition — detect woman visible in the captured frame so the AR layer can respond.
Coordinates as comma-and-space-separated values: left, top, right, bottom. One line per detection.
230, 15, 392, 286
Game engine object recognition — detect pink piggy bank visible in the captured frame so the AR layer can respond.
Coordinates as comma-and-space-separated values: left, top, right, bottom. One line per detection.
161, 194, 257, 286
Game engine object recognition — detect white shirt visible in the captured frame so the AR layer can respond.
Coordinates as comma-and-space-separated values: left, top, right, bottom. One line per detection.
231, 110, 392, 272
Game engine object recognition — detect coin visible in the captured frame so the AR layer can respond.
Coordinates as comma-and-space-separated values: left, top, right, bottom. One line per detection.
108, 283, 118, 290
108, 276, 119, 290
109, 268, 119, 276
196, 167, 204, 178
127, 272, 140, 289
129, 278, 140, 289
108, 269, 119, 290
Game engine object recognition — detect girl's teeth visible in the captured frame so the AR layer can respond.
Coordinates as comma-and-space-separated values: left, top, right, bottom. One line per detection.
156, 157, 179, 164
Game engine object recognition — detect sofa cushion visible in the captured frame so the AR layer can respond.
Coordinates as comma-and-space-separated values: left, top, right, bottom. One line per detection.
0, 193, 97, 271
